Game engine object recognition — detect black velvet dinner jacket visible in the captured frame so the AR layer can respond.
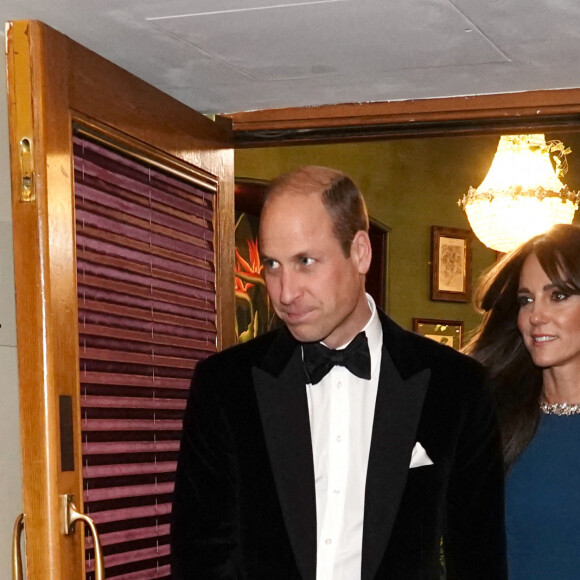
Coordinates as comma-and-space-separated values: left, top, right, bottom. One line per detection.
171, 311, 507, 579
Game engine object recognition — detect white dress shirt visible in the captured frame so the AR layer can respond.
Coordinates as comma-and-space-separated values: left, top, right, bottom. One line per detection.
305, 294, 383, 580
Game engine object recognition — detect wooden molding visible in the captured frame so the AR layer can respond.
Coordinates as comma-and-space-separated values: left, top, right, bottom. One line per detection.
222, 89, 580, 146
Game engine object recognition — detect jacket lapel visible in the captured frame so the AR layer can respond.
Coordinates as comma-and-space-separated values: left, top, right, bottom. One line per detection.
361, 314, 431, 580
253, 330, 317, 580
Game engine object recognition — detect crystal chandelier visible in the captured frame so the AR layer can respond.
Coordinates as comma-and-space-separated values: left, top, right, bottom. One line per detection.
459, 134, 580, 253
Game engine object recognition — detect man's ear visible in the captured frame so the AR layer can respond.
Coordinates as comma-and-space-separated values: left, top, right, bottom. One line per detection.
351, 230, 372, 275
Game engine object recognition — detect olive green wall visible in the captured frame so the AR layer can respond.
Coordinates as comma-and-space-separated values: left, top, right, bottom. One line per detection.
234, 132, 580, 339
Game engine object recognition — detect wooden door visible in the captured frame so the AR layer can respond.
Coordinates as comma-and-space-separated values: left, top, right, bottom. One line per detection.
6, 20, 234, 579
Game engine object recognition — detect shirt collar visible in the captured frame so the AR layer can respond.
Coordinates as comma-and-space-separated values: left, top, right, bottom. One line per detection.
361, 293, 382, 375
363, 294, 383, 358
330, 293, 382, 365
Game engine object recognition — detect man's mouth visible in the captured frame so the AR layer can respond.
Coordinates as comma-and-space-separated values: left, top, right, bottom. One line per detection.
282, 309, 313, 323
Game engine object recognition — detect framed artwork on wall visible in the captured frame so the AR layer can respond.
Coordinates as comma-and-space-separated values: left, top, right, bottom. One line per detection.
234, 178, 278, 343
413, 318, 463, 350
430, 226, 472, 302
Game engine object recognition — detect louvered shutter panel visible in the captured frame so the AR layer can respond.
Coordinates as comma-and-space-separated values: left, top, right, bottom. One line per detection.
74, 134, 217, 579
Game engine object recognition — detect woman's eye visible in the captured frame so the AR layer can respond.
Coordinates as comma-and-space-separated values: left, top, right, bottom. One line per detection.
552, 291, 569, 302
517, 295, 532, 307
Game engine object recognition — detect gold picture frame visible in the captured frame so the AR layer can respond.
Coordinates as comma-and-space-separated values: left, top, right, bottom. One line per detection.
413, 318, 464, 350
430, 226, 472, 302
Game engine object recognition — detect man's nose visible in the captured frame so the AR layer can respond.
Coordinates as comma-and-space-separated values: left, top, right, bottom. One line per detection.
279, 270, 300, 305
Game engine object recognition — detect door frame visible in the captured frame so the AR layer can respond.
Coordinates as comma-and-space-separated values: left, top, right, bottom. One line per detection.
7, 20, 233, 579
222, 88, 580, 147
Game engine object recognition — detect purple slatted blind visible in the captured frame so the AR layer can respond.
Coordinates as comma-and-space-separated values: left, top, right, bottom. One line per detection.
74, 134, 217, 579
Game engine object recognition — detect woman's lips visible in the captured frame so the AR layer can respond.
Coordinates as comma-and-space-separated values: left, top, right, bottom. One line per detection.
531, 335, 557, 344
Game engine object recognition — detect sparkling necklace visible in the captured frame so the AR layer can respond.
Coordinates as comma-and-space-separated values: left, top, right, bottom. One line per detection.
540, 402, 580, 415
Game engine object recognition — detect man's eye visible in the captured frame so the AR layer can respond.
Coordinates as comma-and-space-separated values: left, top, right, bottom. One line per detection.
263, 259, 279, 270
299, 257, 315, 266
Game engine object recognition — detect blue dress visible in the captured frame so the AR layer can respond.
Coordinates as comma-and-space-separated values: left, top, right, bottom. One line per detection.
505, 413, 580, 579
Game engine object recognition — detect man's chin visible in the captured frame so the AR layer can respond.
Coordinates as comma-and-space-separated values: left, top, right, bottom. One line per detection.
286, 324, 323, 344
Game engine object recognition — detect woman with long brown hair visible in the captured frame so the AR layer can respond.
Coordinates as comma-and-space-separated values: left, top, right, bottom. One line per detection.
464, 223, 580, 579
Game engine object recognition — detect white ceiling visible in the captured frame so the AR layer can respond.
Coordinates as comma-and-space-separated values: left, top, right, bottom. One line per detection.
2, 0, 580, 115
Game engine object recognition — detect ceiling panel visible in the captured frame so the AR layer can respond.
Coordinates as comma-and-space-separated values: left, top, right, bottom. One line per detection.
152, 0, 508, 82
1, 0, 580, 113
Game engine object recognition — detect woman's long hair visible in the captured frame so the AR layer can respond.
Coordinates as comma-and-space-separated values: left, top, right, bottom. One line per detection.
464, 224, 580, 469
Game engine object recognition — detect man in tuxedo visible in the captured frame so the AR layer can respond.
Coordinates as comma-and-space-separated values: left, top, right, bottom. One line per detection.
171, 166, 507, 579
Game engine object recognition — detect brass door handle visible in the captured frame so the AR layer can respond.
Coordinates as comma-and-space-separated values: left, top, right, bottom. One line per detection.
62, 495, 105, 580
12, 513, 24, 580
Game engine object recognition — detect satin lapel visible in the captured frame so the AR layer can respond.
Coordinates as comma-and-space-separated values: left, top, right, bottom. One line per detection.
361, 347, 430, 580
253, 345, 317, 580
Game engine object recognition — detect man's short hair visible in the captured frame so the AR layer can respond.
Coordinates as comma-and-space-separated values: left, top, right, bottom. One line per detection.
263, 166, 369, 256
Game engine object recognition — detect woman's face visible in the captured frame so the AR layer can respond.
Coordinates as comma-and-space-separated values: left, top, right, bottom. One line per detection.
517, 253, 580, 372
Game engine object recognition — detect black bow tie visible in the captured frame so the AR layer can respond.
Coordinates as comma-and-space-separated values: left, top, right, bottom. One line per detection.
302, 332, 371, 385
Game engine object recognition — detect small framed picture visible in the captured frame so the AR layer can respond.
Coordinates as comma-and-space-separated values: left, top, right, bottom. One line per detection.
413, 318, 464, 350
430, 226, 472, 302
